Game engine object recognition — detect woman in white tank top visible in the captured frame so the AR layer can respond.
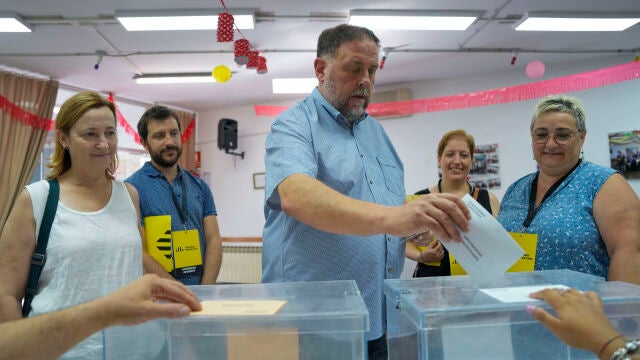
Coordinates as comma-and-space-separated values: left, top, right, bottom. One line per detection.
0, 91, 146, 359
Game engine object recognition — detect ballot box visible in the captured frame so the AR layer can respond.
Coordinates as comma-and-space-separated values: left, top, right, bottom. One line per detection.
103, 280, 368, 360
385, 270, 640, 360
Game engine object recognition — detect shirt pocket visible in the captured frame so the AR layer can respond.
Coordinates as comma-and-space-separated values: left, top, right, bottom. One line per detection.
376, 156, 404, 195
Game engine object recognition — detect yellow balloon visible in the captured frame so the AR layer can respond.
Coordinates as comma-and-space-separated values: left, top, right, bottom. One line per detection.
212, 65, 232, 83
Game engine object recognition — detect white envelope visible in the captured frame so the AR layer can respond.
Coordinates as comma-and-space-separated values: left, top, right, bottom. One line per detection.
442, 194, 525, 287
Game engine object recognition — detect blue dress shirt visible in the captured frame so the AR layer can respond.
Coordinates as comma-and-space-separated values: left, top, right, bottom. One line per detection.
262, 88, 406, 340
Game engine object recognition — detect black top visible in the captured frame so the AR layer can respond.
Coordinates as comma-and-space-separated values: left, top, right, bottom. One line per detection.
412, 185, 492, 278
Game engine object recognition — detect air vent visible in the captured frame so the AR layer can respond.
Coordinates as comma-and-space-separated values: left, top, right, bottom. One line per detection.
498, 14, 523, 24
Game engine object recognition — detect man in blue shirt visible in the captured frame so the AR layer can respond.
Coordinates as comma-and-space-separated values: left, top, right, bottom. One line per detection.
127, 106, 222, 285
262, 24, 471, 359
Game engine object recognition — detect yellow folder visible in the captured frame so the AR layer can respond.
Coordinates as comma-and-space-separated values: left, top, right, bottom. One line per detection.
144, 215, 174, 272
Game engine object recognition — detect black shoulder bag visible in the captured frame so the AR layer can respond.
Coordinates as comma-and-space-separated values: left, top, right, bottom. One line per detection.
22, 178, 59, 317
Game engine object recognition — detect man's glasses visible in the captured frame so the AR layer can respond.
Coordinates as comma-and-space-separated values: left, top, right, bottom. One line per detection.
532, 129, 580, 145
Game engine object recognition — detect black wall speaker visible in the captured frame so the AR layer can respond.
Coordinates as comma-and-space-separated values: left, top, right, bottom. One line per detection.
218, 118, 238, 150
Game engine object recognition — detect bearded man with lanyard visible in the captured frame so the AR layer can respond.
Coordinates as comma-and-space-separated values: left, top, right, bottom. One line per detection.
127, 106, 222, 285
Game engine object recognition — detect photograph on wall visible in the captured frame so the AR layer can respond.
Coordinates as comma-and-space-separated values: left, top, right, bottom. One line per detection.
609, 130, 640, 179
468, 143, 501, 190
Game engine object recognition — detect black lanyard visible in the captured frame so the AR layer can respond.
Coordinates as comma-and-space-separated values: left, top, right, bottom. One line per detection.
522, 159, 582, 231
170, 177, 188, 230
437, 179, 473, 195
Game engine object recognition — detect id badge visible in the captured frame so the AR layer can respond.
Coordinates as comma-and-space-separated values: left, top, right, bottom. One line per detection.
172, 229, 203, 277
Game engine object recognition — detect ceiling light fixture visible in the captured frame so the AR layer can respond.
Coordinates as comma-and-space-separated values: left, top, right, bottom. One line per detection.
515, 12, 640, 31
116, 10, 254, 31
0, 13, 31, 32
272, 78, 318, 94
134, 73, 217, 84
348, 9, 481, 31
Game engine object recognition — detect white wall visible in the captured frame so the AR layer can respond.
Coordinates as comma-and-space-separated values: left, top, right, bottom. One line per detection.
197, 105, 278, 237
198, 55, 640, 237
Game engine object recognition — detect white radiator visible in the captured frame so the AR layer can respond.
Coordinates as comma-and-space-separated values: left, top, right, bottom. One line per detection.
218, 242, 262, 284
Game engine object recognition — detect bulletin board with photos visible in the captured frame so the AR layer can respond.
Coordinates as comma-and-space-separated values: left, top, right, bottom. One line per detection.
609, 130, 640, 179
468, 143, 501, 190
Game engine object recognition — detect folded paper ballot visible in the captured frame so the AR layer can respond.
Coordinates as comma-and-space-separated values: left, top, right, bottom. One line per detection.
442, 193, 525, 287
191, 300, 287, 316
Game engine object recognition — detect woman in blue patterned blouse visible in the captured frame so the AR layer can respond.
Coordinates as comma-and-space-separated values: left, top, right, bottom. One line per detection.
498, 94, 640, 284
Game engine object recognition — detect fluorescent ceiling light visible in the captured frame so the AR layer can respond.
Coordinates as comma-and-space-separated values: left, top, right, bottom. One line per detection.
515, 12, 640, 31
348, 9, 480, 31
134, 73, 217, 84
0, 13, 31, 32
272, 78, 317, 94
116, 10, 254, 31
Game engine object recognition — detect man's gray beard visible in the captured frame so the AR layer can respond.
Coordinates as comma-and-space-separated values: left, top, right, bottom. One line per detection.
323, 74, 368, 123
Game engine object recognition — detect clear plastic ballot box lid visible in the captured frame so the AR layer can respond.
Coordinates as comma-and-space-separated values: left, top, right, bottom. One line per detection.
103, 280, 369, 360
384, 270, 640, 360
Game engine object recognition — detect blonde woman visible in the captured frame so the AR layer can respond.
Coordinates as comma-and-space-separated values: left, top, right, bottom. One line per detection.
0, 91, 145, 359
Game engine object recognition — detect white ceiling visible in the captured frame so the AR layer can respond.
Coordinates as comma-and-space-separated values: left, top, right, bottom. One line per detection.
1, 0, 639, 112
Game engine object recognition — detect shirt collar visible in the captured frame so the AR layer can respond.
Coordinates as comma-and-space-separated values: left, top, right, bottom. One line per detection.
141, 161, 183, 180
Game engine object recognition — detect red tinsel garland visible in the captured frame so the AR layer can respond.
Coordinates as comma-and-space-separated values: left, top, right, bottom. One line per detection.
0, 94, 55, 131
254, 60, 640, 117
181, 119, 195, 144
2, 92, 196, 145
107, 93, 141, 145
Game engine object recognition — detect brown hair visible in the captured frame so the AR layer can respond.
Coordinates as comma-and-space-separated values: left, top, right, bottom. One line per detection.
317, 24, 380, 59
437, 129, 475, 158
136, 105, 181, 142
47, 91, 117, 179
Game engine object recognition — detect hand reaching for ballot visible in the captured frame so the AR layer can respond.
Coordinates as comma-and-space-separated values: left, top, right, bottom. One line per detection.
395, 193, 470, 242
99, 274, 202, 326
528, 288, 621, 358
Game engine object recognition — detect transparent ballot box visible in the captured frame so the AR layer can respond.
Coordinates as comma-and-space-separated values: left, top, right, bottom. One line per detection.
104, 280, 368, 360
384, 270, 640, 360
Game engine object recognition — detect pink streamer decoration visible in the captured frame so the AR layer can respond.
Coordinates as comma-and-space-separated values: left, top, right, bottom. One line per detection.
254, 104, 288, 117
0, 94, 55, 131
254, 61, 640, 118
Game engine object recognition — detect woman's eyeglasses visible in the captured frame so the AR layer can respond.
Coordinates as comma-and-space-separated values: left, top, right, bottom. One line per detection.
532, 129, 579, 145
